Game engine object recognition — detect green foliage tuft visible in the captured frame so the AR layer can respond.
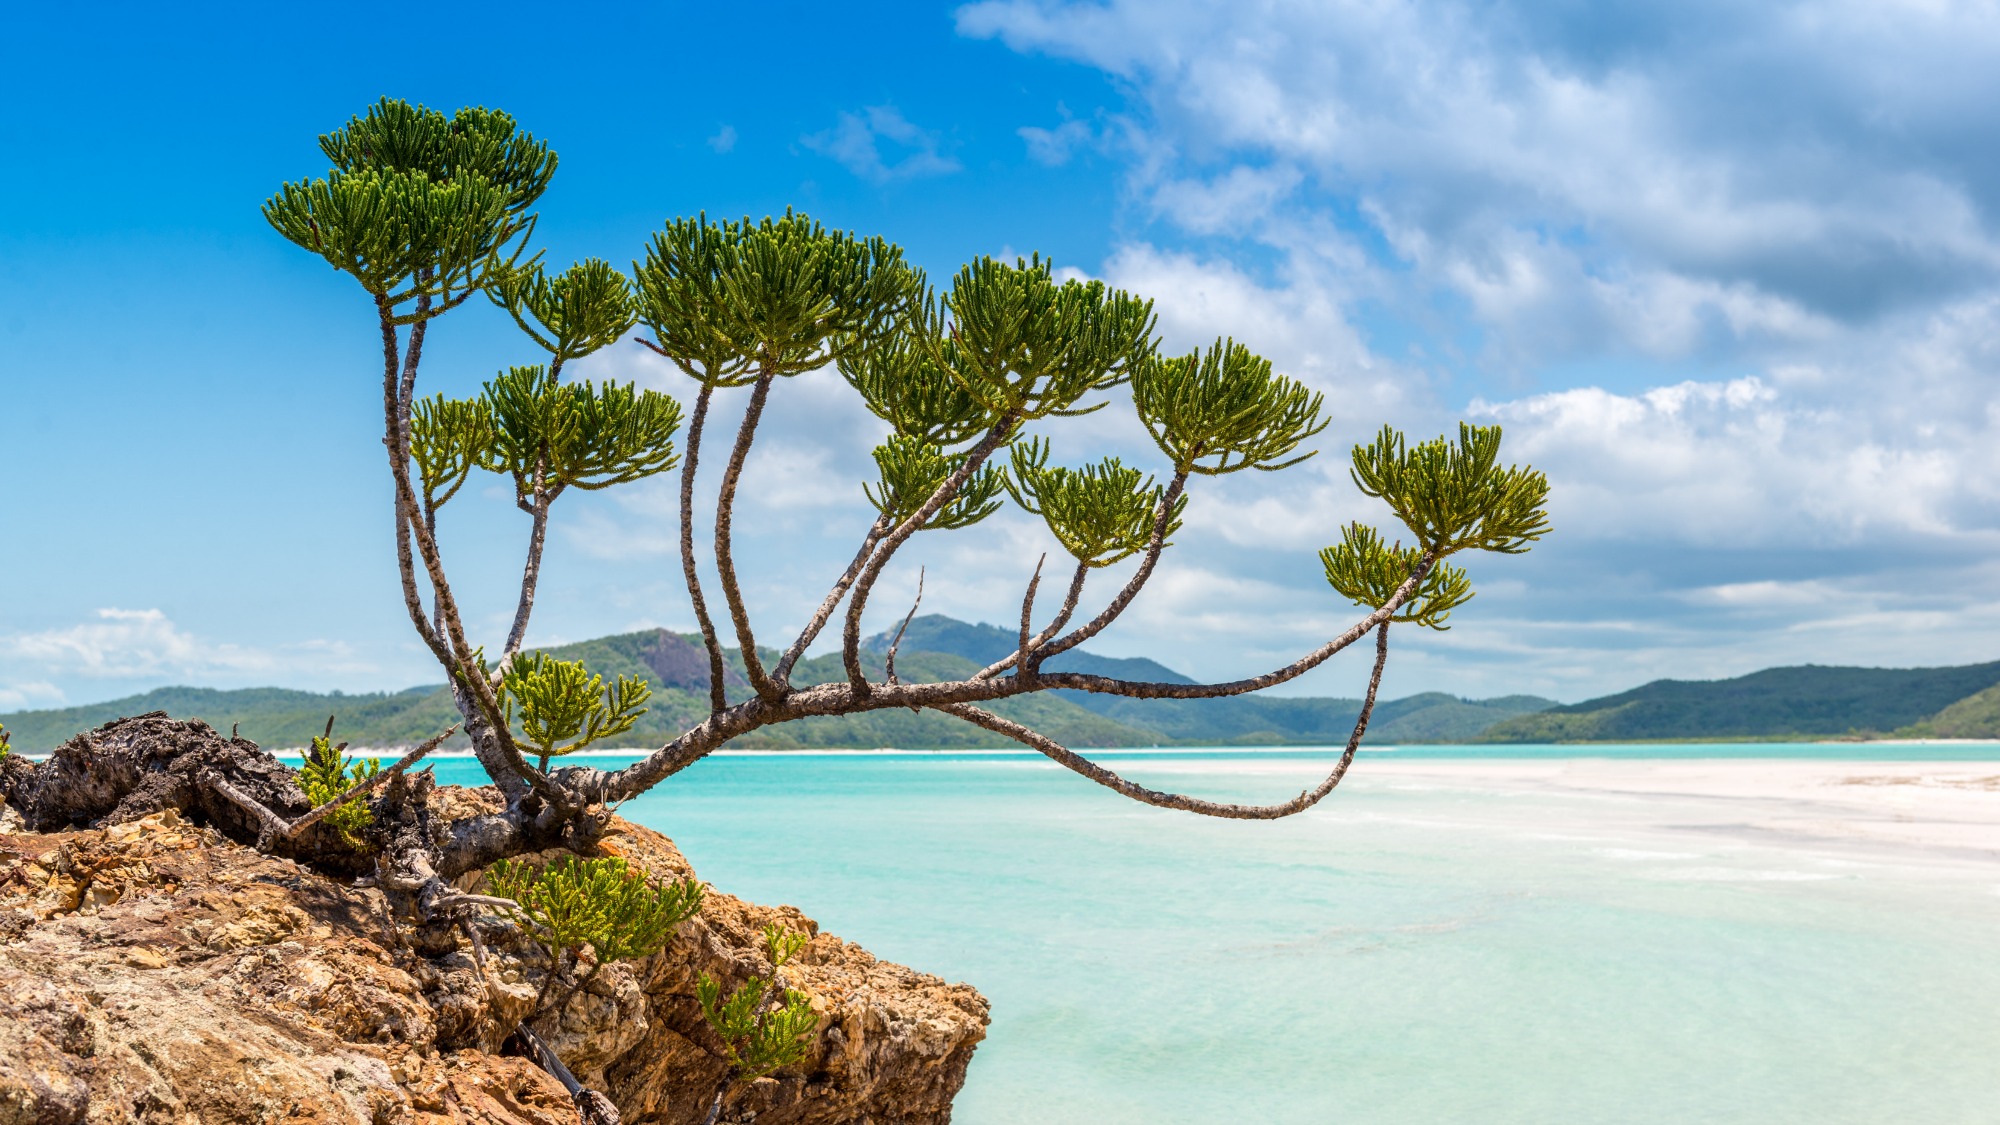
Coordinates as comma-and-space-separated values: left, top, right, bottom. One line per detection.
488, 257, 636, 365
410, 394, 496, 512
697, 924, 820, 1085
502, 653, 652, 768
863, 435, 1006, 531
634, 211, 919, 388
487, 855, 703, 969
917, 255, 1155, 421
1006, 439, 1186, 568
1319, 524, 1474, 630
1132, 338, 1328, 475
1350, 423, 1551, 556
316, 98, 555, 214
839, 334, 1001, 448
0, 722, 11, 762
479, 366, 683, 500
296, 726, 380, 846
263, 99, 550, 321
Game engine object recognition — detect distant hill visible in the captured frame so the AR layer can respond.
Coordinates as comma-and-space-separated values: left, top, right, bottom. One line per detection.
1, 616, 1552, 751
1479, 660, 2000, 742
863, 614, 1196, 685
862, 615, 1554, 745
1896, 682, 2000, 740
15, 620, 1993, 750
0, 686, 459, 755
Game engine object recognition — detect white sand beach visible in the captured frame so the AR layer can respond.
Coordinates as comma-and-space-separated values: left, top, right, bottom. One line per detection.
1356, 757, 2000, 859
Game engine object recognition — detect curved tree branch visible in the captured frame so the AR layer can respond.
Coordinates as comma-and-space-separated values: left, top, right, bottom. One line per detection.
679, 382, 731, 712
977, 562, 1086, 680
502, 462, 556, 665
1037, 557, 1431, 700
774, 513, 890, 684
380, 304, 449, 667
375, 300, 569, 814
282, 726, 456, 840
1035, 469, 1188, 664
1014, 556, 1046, 683
777, 554, 1432, 715
586, 701, 768, 804
714, 370, 781, 701
885, 568, 925, 686
376, 298, 529, 805
526, 552, 1427, 812
841, 414, 1020, 693
934, 621, 1392, 819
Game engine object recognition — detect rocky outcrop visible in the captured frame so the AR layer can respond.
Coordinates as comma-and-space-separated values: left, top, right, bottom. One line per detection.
0, 786, 988, 1124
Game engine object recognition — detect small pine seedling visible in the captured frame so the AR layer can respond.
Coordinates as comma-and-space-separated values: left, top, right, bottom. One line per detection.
296, 719, 380, 847
697, 924, 821, 1088
502, 653, 652, 772
487, 855, 703, 1019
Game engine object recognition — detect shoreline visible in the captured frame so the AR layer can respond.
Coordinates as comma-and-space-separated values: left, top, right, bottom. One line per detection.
16, 737, 2000, 763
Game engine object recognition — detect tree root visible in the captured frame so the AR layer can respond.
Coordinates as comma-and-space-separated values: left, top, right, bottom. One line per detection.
0, 713, 633, 1125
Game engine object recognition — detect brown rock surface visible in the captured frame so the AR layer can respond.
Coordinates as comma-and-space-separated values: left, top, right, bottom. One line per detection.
0, 800, 989, 1125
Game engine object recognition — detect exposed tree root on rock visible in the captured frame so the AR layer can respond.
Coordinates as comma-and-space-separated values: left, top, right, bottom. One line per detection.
0, 715, 989, 1125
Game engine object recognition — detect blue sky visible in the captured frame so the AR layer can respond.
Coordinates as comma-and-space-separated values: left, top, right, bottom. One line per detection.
6, 0, 2000, 711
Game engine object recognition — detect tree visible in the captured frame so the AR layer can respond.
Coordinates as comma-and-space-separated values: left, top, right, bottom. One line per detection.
248, 94, 1548, 884
0, 94, 1544, 1112
0, 95, 1547, 1119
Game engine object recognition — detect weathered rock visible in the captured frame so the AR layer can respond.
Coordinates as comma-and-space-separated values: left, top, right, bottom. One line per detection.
6, 713, 310, 836
0, 796, 989, 1124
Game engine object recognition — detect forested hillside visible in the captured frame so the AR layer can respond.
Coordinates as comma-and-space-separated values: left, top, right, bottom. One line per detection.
1, 617, 1552, 750
1895, 682, 2000, 740
865, 616, 1553, 744
1480, 660, 2000, 742
18, 618, 1989, 751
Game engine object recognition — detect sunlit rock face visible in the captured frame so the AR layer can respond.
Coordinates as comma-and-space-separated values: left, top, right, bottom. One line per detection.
0, 784, 989, 1125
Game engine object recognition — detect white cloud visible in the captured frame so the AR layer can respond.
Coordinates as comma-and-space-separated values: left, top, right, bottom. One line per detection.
1095, 243, 1409, 416
804, 106, 962, 183
0, 609, 387, 707
1682, 579, 1844, 609
10, 608, 271, 679
1019, 118, 1094, 166
1149, 164, 1303, 235
707, 124, 737, 154
0, 681, 63, 710
961, 0, 2000, 361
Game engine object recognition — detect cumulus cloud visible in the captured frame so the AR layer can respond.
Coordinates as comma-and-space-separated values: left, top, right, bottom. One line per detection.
960, 0, 2000, 362
0, 609, 386, 707
804, 106, 962, 183
945, 0, 2000, 695
1096, 243, 1401, 410
10, 608, 271, 680
0, 681, 63, 710
1019, 118, 1095, 166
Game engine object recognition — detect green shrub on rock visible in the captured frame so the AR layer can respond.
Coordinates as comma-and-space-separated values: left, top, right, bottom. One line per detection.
295, 724, 380, 847
487, 854, 703, 1017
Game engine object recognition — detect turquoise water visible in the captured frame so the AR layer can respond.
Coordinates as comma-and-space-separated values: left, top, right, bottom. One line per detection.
410, 747, 2000, 1123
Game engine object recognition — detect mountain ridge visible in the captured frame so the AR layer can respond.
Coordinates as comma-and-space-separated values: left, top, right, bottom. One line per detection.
1, 617, 1551, 751
13, 618, 1992, 751
1479, 659, 2000, 742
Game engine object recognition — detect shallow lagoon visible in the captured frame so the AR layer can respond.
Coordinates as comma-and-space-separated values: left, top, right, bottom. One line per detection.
415, 747, 2000, 1124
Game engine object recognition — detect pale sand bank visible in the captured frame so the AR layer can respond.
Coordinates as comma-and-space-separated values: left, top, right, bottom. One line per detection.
1354, 758, 2000, 860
